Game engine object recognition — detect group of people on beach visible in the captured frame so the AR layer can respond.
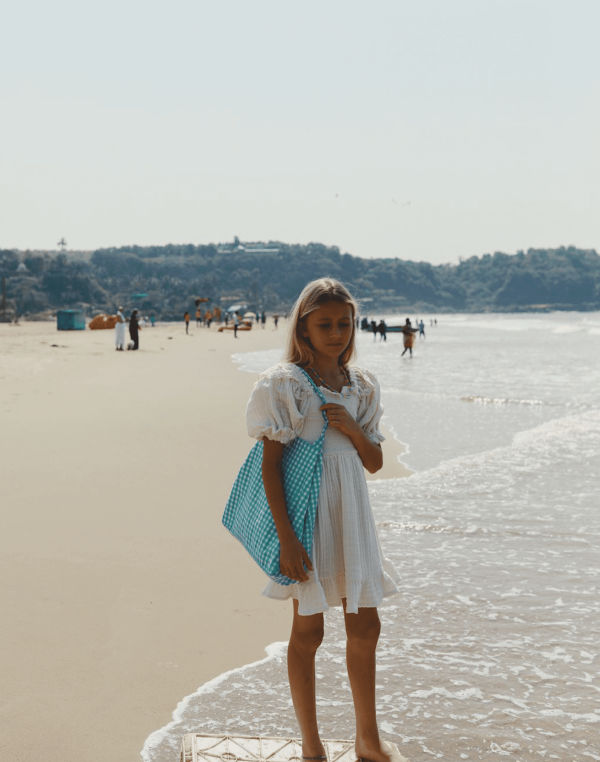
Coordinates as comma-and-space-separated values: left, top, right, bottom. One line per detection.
185, 309, 217, 333
114, 306, 279, 348
365, 318, 389, 341
359, 315, 434, 357
114, 306, 144, 351
183, 309, 277, 337
195, 307, 216, 328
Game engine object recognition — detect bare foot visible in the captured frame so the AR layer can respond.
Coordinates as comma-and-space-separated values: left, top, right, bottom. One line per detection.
355, 740, 392, 762
356, 741, 408, 762
301, 742, 327, 761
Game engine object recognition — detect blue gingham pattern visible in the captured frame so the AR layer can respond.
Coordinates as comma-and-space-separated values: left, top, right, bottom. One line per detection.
222, 368, 328, 586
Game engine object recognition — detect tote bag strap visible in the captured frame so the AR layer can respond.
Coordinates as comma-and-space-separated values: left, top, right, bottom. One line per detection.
295, 366, 330, 427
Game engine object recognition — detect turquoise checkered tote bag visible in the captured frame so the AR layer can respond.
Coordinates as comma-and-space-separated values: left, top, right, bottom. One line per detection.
222, 368, 328, 586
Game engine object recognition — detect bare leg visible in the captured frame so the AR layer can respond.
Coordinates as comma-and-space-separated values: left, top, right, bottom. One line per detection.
287, 600, 326, 758
343, 602, 390, 762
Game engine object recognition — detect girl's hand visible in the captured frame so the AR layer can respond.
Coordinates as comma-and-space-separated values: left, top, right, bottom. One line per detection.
319, 402, 383, 473
319, 403, 359, 437
279, 533, 313, 582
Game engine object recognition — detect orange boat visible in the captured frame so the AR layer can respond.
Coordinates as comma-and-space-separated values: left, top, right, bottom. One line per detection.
89, 314, 119, 330
218, 320, 253, 332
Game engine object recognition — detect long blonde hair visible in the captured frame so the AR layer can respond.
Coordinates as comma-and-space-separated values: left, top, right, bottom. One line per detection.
285, 278, 358, 368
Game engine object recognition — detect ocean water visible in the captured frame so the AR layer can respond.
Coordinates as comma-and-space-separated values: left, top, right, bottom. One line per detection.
142, 313, 600, 762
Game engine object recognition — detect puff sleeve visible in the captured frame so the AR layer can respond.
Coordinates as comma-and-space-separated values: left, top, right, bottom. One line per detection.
355, 369, 385, 444
246, 372, 305, 444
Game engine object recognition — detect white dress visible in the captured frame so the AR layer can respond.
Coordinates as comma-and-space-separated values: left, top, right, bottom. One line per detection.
115, 313, 126, 348
246, 362, 400, 616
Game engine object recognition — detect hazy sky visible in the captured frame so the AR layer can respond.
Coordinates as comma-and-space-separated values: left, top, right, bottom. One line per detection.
1, 0, 599, 263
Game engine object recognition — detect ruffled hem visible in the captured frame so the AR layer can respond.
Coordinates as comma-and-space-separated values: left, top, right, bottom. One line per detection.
367, 429, 385, 444
261, 558, 400, 616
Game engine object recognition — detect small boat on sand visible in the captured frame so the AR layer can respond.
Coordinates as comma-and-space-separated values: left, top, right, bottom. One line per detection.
218, 321, 253, 332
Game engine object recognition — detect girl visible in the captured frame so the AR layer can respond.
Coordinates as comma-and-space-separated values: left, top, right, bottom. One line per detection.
246, 279, 403, 762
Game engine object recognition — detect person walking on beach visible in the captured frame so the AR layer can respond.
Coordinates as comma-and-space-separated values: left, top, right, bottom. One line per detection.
115, 306, 126, 351
233, 311, 240, 338
261, 311, 266, 329
242, 278, 402, 762
128, 309, 140, 350
184, 311, 190, 334
378, 320, 387, 342
418, 320, 425, 339
274, 314, 279, 329
195, 308, 202, 327
401, 318, 417, 357
370, 319, 377, 340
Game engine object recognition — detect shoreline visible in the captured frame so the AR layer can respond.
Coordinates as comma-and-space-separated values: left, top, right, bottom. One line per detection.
0, 321, 410, 762
140, 641, 289, 761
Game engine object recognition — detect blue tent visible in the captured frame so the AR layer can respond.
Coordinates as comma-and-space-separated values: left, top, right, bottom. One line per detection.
57, 310, 85, 330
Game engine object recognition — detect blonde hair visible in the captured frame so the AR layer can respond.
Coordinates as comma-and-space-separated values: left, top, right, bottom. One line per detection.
285, 278, 358, 368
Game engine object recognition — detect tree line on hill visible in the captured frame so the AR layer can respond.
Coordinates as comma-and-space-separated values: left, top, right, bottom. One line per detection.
1, 243, 599, 321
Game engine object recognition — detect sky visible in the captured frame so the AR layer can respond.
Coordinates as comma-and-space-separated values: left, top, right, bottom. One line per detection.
1, 0, 599, 264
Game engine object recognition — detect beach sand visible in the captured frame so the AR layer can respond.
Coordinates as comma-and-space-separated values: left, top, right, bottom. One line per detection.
0, 320, 408, 762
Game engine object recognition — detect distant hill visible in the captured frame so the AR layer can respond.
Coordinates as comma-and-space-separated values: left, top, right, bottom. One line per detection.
1, 243, 599, 320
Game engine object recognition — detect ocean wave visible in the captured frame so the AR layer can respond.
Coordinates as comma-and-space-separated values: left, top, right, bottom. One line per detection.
440, 313, 600, 335
141, 643, 289, 762
461, 395, 544, 406
377, 520, 487, 536
391, 409, 600, 499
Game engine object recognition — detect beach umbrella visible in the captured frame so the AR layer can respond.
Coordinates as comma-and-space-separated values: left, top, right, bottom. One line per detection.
244, 311, 257, 318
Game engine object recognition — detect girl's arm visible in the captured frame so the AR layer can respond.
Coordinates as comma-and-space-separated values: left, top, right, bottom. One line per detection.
262, 438, 314, 582
319, 403, 383, 474
350, 428, 383, 474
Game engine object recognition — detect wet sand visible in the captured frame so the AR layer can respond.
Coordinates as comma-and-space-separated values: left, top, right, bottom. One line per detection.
0, 320, 408, 762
